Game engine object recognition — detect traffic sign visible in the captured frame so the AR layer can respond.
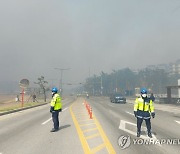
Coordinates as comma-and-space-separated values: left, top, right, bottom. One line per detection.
19, 79, 29, 88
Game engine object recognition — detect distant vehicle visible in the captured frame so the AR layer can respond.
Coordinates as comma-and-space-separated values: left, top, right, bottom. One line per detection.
110, 93, 126, 103
77, 94, 81, 97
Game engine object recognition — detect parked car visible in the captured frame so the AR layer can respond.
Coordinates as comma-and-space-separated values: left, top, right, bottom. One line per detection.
110, 93, 126, 103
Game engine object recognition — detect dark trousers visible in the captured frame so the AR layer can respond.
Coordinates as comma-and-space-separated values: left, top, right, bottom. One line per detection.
137, 118, 151, 133
52, 111, 60, 129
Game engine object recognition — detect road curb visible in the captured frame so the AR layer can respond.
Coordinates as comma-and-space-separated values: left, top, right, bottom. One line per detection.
0, 103, 48, 116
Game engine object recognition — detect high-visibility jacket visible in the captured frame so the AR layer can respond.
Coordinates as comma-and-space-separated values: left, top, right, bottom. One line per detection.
134, 97, 154, 113
51, 93, 62, 111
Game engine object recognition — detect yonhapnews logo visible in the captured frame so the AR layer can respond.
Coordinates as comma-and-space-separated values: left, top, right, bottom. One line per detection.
118, 135, 180, 150
118, 135, 131, 149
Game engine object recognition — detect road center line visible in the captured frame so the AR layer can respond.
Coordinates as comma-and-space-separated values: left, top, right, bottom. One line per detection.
41, 107, 68, 125
70, 102, 116, 154
126, 111, 134, 116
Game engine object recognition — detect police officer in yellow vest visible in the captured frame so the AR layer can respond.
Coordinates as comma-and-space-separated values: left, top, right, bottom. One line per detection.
50, 87, 62, 132
134, 88, 155, 138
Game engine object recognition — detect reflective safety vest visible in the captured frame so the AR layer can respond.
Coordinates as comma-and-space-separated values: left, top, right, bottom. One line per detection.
51, 93, 62, 110
134, 97, 154, 113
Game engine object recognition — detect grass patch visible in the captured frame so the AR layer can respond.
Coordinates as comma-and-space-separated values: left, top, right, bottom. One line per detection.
0, 102, 46, 112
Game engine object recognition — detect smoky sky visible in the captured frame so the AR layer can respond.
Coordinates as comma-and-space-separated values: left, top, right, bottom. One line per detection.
0, 0, 180, 88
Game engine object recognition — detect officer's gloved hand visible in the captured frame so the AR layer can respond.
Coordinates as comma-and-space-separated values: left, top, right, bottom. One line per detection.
59, 108, 62, 112
50, 107, 54, 113
134, 111, 137, 118
151, 112, 155, 118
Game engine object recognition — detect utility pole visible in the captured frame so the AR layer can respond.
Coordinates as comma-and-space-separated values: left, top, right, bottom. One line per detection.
101, 75, 103, 95
54, 68, 71, 96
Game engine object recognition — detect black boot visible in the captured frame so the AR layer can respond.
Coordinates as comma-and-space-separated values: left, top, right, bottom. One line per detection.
148, 132, 152, 138
50, 128, 58, 132
137, 131, 141, 137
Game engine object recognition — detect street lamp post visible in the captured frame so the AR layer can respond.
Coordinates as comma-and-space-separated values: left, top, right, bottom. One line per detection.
101, 75, 103, 95
54, 68, 71, 96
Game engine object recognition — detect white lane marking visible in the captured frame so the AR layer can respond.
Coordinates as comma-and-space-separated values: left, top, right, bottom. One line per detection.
62, 107, 68, 112
107, 104, 114, 107
126, 111, 134, 116
41, 107, 68, 125
119, 120, 160, 146
175, 120, 180, 125
42, 118, 52, 125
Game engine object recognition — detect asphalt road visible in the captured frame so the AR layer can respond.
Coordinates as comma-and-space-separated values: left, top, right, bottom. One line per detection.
0, 96, 180, 154
89, 97, 180, 154
0, 97, 84, 154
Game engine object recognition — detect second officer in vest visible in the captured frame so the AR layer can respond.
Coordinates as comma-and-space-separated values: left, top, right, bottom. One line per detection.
50, 87, 62, 132
134, 88, 155, 138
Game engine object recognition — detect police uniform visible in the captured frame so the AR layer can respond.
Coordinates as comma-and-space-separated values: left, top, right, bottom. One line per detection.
134, 96, 155, 137
50, 93, 62, 131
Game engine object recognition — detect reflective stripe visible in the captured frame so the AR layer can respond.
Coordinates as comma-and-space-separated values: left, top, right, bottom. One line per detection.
143, 100, 145, 111
137, 116, 150, 119
137, 116, 143, 118
144, 117, 151, 119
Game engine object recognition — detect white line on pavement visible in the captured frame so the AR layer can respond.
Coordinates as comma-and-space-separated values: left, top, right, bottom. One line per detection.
41, 107, 68, 125
175, 120, 180, 125
62, 107, 68, 112
119, 120, 159, 146
42, 118, 52, 125
126, 111, 134, 116
107, 104, 114, 107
